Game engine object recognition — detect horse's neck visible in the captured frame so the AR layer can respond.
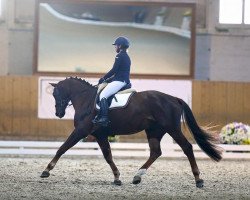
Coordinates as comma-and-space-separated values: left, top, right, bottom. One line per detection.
71, 85, 96, 109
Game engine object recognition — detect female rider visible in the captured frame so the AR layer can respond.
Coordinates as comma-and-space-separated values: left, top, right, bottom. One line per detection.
93, 36, 131, 126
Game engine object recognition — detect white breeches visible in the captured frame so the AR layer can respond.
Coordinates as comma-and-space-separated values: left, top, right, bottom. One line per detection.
99, 81, 126, 100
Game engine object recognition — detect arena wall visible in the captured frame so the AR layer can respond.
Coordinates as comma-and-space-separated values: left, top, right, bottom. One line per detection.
0, 76, 249, 141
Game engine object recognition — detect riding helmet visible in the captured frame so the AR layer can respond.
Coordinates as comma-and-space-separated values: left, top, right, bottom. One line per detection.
112, 36, 130, 48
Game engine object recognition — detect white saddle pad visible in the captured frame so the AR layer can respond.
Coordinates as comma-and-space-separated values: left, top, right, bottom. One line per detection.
96, 92, 134, 110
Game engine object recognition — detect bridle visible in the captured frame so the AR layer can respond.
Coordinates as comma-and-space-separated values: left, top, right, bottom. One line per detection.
53, 85, 98, 109
52, 81, 98, 121
53, 87, 72, 108
60, 98, 72, 107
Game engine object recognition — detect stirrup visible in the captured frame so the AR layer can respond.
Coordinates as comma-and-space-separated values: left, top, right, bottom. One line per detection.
92, 115, 100, 124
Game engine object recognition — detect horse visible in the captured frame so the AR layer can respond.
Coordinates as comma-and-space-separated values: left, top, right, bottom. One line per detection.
40, 77, 222, 188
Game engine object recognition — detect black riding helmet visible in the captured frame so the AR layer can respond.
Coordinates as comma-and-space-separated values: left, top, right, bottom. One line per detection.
112, 36, 130, 49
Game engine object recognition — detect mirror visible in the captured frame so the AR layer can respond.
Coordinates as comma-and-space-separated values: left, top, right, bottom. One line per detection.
35, 0, 195, 78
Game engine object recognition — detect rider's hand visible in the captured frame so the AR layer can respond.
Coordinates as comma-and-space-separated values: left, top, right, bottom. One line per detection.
98, 78, 105, 84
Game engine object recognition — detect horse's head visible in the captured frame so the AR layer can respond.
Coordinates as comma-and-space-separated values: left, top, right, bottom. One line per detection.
50, 82, 71, 118
50, 77, 96, 118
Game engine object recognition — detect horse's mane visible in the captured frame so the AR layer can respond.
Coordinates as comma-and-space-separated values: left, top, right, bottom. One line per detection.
67, 76, 95, 88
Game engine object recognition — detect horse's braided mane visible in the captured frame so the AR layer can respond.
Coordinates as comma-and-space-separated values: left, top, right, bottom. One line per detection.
67, 76, 94, 87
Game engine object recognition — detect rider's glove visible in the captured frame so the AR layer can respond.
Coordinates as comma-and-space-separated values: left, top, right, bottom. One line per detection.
98, 77, 105, 84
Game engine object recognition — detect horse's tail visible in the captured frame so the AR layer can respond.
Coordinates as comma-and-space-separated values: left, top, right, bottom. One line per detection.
178, 99, 222, 162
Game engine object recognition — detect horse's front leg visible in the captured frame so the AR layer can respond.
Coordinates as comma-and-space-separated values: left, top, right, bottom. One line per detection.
96, 136, 121, 186
40, 128, 86, 178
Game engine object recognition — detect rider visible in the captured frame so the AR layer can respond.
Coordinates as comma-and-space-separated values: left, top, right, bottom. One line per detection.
93, 36, 131, 126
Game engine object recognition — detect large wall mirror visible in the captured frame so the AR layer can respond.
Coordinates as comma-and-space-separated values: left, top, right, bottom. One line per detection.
34, 0, 195, 78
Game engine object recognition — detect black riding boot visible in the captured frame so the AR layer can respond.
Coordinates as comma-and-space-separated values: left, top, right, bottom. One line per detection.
93, 98, 110, 127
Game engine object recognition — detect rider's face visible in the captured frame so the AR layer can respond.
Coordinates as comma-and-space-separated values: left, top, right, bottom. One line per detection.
115, 45, 121, 53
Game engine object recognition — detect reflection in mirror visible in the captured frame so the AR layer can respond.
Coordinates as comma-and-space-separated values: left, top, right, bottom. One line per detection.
37, 1, 194, 76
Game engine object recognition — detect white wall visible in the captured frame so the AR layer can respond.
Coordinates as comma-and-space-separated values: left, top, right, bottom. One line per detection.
195, 34, 211, 80
195, 0, 250, 82
0, 0, 250, 82
0, 0, 34, 75
8, 30, 34, 75
0, 0, 8, 75
0, 25, 8, 75
209, 35, 250, 82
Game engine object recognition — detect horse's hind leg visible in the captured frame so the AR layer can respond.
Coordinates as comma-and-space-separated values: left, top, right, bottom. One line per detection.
132, 127, 164, 184
96, 136, 121, 186
40, 128, 84, 178
168, 130, 204, 188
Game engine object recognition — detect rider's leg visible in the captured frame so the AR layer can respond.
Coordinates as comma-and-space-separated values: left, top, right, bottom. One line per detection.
94, 81, 126, 126
99, 81, 126, 100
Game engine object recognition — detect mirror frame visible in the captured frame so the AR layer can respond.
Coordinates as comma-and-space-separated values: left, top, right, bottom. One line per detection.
33, 0, 196, 79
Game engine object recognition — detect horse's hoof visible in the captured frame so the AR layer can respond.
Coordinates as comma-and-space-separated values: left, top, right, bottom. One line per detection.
113, 180, 122, 186
132, 176, 141, 184
40, 171, 50, 178
196, 179, 204, 188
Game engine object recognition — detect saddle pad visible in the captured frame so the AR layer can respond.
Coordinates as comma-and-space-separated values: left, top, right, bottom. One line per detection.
97, 83, 136, 95
96, 92, 134, 110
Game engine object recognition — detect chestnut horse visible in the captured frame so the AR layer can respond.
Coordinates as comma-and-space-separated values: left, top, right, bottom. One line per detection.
40, 77, 222, 188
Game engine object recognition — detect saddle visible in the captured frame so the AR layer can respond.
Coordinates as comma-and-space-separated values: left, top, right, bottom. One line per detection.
96, 82, 136, 110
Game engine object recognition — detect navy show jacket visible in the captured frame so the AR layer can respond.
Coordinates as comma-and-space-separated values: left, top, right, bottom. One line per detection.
103, 50, 131, 84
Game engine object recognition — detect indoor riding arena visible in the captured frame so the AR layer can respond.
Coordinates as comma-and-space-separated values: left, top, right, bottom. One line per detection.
0, 0, 250, 200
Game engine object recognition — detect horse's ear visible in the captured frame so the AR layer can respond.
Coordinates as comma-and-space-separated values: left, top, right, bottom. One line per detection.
50, 83, 57, 87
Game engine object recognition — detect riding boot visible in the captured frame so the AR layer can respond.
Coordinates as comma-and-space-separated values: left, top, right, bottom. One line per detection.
93, 98, 110, 127
92, 101, 103, 124
92, 112, 100, 124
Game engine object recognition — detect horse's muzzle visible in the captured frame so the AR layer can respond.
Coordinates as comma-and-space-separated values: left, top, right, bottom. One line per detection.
55, 112, 65, 118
